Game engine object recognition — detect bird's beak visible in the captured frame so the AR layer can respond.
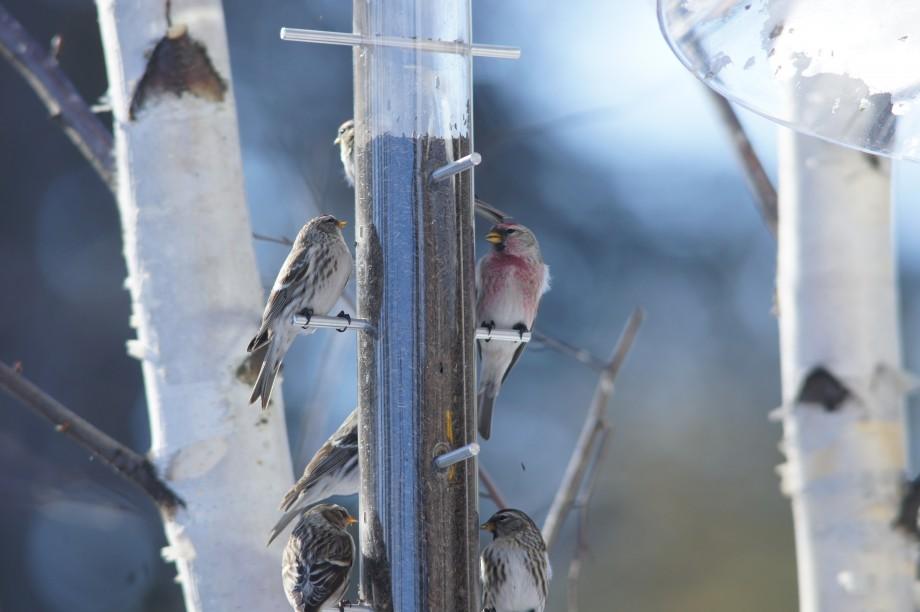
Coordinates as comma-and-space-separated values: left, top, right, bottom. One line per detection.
346, 515, 358, 526
334, 135, 342, 145
337, 220, 348, 229
480, 520, 495, 532
485, 231, 503, 245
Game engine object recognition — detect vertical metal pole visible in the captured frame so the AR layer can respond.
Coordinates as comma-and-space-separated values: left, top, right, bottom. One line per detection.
353, 1, 478, 611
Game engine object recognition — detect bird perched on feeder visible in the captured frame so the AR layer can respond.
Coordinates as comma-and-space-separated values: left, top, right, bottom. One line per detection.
247, 214, 352, 409
282, 504, 356, 612
334, 119, 355, 187
476, 222, 549, 439
480, 508, 551, 612
268, 409, 359, 545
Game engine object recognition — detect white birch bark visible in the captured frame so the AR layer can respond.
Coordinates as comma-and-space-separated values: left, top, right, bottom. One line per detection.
776, 129, 915, 611
96, 1, 293, 610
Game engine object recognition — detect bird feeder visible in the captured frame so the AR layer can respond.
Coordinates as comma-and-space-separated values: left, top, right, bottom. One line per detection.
658, 0, 920, 159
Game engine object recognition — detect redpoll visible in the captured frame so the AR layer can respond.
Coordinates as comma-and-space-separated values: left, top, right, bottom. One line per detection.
334, 119, 355, 187
476, 223, 549, 439
480, 508, 551, 612
248, 215, 353, 409
267, 409, 359, 545
282, 503, 356, 612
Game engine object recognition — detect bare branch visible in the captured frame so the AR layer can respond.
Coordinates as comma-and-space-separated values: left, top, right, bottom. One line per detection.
478, 464, 510, 510
542, 307, 643, 549
0, 361, 184, 512
531, 330, 607, 373
0, 4, 114, 190
706, 89, 778, 236
567, 424, 611, 612
252, 231, 293, 246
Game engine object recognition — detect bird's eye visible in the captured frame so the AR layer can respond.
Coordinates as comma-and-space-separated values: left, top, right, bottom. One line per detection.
505, 229, 516, 234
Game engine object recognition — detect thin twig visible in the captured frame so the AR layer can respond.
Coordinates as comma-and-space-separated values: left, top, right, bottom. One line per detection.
252, 231, 293, 246
0, 4, 115, 190
542, 307, 643, 550
531, 330, 607, 373
478, 464, 510, 510
0, 361, 184, 512
704, 89, 777, 236
567, 424, 611, 612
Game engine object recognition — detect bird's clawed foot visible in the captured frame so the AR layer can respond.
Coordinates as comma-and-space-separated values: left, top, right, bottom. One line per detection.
512, 322, 529, 340
482, 320, 496, 342
298, 308, 314, 329
335, 310, 352, 332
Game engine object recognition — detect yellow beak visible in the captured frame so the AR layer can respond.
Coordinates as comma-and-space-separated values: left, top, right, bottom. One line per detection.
346, 515, 358, 526
337, 220, 348, 229
480, 521, 495, 532
485, 232, 503, 244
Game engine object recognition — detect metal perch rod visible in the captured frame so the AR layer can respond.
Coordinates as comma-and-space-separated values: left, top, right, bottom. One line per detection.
431, 153, 481, 183
434, 443, 480, 470
293, 313, 375, 333
280, 28, 521, 60
474, 327, 532, 343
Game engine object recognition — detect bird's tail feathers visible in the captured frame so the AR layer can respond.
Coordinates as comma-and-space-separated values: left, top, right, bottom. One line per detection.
478, 383, 499, 440
266, 505, 303, 547
280, 481, 307, 512
250, 354, 281, 410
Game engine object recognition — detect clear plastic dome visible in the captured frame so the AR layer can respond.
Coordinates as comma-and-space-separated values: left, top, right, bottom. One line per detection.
658, 0, 920, 160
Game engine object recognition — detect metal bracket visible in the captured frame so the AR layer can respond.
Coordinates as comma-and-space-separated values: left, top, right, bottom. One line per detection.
434, 443, 480, 470
431, 152, 481, 183
293, 313, 375, 334
280, 28, 521, 60
475, 327, 532, 343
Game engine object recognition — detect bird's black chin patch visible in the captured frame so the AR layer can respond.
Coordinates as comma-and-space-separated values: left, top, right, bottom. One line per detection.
493, 243, 505, 252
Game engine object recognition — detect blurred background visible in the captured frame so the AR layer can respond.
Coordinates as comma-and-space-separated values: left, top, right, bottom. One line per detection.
5, 0, 920, 610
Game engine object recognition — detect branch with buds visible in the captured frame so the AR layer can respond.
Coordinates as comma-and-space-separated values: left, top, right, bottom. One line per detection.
0, 4, 115, 190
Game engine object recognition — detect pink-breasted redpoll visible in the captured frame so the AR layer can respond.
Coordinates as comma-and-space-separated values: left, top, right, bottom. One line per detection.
248, 215, 352, 409
282, 503, 356, 612
480, 508, 551, 612
476, 223, 549, 439
267, 409, 359, 545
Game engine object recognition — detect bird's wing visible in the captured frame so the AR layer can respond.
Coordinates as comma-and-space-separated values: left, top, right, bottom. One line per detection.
501, 342, 527, 384
299, 535, 354, 611
264, 242, 315, 326
298, 411, 358, 492
298, 560, 350, 612
539, 263, 551, 296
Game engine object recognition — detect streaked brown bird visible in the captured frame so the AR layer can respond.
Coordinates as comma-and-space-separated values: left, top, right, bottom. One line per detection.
480, 508, 551, 612
247, 214, 352, 409
282, 504, 356, 612
334, 119, 355, 187
267, 409, 359, 545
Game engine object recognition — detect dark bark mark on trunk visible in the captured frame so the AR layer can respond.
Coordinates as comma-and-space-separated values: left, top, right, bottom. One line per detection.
129, 24, 226, 120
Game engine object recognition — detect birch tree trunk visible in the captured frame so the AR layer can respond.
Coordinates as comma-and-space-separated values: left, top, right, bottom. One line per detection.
96, 1, 293, 610
776, 129, 914, 611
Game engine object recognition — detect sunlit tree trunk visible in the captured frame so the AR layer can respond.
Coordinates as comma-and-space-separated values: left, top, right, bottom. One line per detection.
776, 129, 914, 611
96, 1, 293, 609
